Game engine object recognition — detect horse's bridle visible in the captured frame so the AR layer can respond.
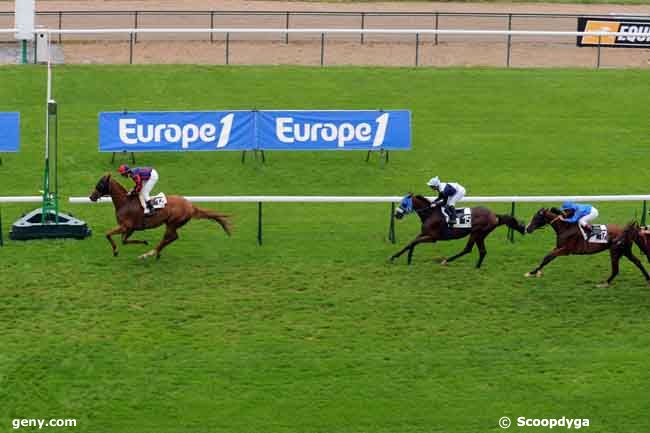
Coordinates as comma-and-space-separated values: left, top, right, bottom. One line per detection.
549, 214, 563, 226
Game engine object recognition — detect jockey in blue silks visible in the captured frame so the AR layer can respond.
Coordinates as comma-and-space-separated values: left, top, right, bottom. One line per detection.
427, 176, 466, 225
561, 200, 599, 239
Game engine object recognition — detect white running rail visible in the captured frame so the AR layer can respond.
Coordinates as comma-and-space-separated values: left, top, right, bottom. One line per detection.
0, 196, 43, 203
69, 195, 650, 204
2, 27, 648, 38
41, 28, 650, 38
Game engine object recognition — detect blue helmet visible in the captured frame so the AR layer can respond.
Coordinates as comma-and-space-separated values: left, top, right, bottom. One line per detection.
561, 200, 575, 210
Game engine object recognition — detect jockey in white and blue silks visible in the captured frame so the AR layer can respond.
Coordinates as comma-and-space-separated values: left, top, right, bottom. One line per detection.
427, 176, 466, 224
561, 200, 599, 239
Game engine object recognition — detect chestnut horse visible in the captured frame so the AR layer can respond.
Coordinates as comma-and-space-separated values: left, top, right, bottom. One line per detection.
525, 208, 649, 286
389, 194, 525, 267
89, 174, 231, 259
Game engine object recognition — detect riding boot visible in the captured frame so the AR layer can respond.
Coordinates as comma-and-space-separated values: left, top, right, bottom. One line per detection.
145, 201, 155, 216
582, 224, 592, 240
446, 205, 457, 225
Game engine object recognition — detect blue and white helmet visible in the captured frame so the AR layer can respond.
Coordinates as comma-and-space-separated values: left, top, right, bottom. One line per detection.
427, 176, 440, 188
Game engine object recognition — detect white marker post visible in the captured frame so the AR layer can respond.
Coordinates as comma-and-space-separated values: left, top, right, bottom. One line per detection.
14, 0, 35, 64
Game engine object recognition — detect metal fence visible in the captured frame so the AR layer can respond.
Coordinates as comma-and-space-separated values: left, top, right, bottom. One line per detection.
1, 10, 648, 42
2, 10, 650, 67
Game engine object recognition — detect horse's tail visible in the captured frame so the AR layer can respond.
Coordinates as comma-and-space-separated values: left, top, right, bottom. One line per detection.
192, 206, 232, 236
496, 214, 526, 235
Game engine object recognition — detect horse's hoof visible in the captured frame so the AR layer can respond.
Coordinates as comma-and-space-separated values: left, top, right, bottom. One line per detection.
597, 282, 609, 288
144, 240, 149, 245
138, 254, 148, 260
536, 271, 543, 278
524, 272, 532, 278
139, 249, 156, 260
113, 251, 118, 257
440, 259, 448, 266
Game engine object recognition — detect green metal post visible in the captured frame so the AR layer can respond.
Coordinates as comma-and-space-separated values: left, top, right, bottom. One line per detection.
507, 201, 516, 242
21, 40, 27, 64
42, 100, 58, 224
389, 202, 396, 243
0, 206, 4, 246
257, 202, 263, 245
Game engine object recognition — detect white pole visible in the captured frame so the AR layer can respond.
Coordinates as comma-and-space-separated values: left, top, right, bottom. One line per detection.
45, 55, 52, 161
45, 35, 52, 159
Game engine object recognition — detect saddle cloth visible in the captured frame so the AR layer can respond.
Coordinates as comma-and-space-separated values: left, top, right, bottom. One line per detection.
587, 224, 608, 243
149, 193, 167, 209
443, 207, 471, 228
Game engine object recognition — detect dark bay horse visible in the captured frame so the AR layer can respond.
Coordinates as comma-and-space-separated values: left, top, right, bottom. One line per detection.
389, 194, 525, 267
614, 221, 650, 262
90, 174, 231, 259
525, 208, 649, 286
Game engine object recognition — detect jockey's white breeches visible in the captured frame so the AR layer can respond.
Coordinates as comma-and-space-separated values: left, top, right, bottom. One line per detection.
578, 207, 598, 227
138, 169, 158, 209
447, 186, 466, 207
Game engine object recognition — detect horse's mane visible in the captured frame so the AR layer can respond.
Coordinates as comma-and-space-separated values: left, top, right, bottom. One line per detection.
106, 174, 127, 194
549, 207, 563, 215
414, 194, 432, 205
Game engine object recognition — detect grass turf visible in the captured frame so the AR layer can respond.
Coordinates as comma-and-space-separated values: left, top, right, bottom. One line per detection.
1, 65, 650, 433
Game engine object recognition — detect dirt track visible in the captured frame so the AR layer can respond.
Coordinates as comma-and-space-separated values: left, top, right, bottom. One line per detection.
2, 0, 650, 67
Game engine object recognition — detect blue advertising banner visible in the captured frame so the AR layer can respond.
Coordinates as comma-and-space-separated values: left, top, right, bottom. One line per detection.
99, 111, 255, 152
258, 110, 411, 150
99, 110, 411, 152
0, 112, 20, 152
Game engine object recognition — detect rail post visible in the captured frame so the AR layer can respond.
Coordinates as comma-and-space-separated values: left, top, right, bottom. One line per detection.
225, 32, 230, 65
210, 11, 215, 43
129, 32, 134, 64
506, 14, 512, 68
133, 11, 139, 44
0, 205, 3, 247
285, 12, 290, 44
360, 12, 365, 45
642, 200, 647, 226
507, 201, 516, 242
388, 202, 396, 243
257, 202, 263, 245
320, 33, 325, 66
58, 12, 62, 43
596, 35, 602, 69
415, 32, 420, 66
434, 12, 439, 46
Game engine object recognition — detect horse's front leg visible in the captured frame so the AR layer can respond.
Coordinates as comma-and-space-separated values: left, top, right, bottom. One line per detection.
407, 237, 435, 265
525, 247, 567, 277
122, 229, 149, 246
389, 234, 432, 264
106, 225, 127, 257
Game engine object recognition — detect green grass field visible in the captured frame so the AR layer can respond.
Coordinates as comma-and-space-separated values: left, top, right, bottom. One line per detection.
1, 65, 650, 433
